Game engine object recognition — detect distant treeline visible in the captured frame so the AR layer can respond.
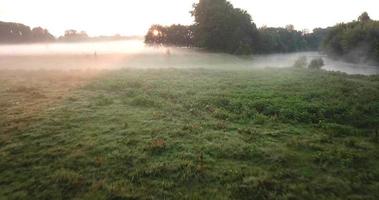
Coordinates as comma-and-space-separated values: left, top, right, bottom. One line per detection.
57, 29, 142, 42
0, 21, 55, 43
145, 0, 379, 64
0, 21, 139, 44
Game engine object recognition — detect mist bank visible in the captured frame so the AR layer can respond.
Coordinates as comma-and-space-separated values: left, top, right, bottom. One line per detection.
0, 40, 378, 75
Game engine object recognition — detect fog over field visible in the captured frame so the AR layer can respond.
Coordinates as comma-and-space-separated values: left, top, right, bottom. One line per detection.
0, 40, 378, 75
2, 0, 379, 199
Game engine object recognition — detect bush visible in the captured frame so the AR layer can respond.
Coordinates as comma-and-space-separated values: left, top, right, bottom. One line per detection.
308, 58, 324, 69
293, 56, 308, 68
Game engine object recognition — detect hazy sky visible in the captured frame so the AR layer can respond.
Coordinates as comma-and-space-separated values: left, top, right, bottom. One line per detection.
1, 0, 378, 37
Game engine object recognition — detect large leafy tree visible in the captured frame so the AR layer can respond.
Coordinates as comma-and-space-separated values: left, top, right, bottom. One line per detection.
191, 0, 259, 54
358, 12, 371, 23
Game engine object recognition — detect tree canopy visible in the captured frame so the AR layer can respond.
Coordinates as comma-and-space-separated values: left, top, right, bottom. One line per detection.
145, 24, 194, 47
58, 30, 89, 42
144, 0, 328, 55
191, 0, 259, 54
322, 12, 379, 64
144, 3, 377, 65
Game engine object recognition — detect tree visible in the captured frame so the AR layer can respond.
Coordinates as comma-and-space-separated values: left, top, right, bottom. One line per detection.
31, 27, 55, 42
304, 27, 331, 50
322, 14, 379, 64
257, 27, 308, 53
191, 0, 259, 54
59, 29, 89, 42
358, 12, 371, 22
145, 24, 194, 47
0, 21, 55, 43
286, 24, 295, 32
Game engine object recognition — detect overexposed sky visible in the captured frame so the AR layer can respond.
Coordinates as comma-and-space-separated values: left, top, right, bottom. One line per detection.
0, 0, 378, 37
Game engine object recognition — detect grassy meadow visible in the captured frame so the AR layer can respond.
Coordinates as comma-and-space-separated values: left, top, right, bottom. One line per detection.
0, 66, 379, 199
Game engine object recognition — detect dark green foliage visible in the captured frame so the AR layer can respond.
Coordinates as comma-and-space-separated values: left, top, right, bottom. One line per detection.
144, 0, 330, 55
308, 58, 325, 69
191, 0, 259, 54
322, 12, 379, 64
258, 26, 308, 53
304, 27, 331, 50
145, 24, 194, 47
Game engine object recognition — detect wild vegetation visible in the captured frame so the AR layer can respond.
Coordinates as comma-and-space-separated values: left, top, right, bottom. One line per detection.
1, 67, 378, 199
322, 12, 379, 64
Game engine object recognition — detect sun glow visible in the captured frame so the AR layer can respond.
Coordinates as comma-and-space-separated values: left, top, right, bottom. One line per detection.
153, 30, 160, 36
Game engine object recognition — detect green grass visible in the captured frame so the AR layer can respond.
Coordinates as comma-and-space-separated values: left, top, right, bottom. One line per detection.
0, 68, 379, 199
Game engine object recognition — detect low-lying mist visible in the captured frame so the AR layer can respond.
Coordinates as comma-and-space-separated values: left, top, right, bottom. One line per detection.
0, 40, 378, 75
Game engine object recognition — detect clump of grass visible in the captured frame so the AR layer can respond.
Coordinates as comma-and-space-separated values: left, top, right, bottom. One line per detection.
321, 123, 356, 137
147, 138, 167, 154
254, 113, 269, 125
212, 109, 230, 120
129, 95, 161, 108
232, 175, 287, 200
182, 123, 202, 133
94, 94, 113, 106
52, 169, 84, 188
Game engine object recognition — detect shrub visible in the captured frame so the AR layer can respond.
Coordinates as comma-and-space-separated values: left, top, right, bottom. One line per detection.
293, 56, 308, 68
308, 58, 325, 69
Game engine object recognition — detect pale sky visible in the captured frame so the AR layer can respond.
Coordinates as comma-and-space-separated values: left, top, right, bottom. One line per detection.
0, 0, 378, 37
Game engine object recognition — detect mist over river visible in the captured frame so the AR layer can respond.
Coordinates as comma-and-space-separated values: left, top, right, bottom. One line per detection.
0, 40, 378, 75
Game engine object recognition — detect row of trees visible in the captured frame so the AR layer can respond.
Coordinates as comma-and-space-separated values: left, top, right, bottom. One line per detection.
58, 29, 89, 42
145, 0, 328, 55
145, 24, 195, 47
0, 21, 55, 43
259, 26, 309, 53
0, 21, 90, 43
0, 21, 132, 43
144, 0, 378, 65
322, 12, 379, 64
